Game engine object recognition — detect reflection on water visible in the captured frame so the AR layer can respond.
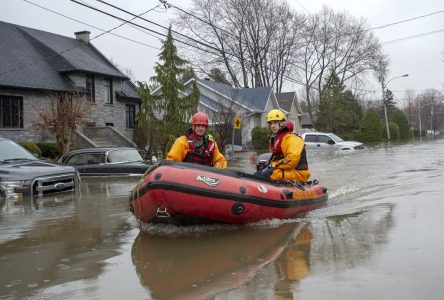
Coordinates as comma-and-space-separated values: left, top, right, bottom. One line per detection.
1, 138, 443, 299
0, 177, 139, 299
132, 222, 311, 300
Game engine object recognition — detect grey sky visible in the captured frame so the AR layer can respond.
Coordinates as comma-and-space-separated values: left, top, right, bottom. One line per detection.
2, 0, 443, 104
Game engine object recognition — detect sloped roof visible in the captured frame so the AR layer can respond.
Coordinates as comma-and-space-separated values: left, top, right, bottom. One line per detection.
0, 21, 128, 92
301, 113, 313, 126
116, 81, 140, 101
276, 92, 295, 112
196, 79, 272, 112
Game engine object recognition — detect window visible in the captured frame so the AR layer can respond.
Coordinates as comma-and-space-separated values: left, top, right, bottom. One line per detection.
104, 78, 113, 104
304, 134, 317, 143
86, 74, 95, 102
126, 104, 135, 129
0, 95, 23, 128
66, 153, 104, 165
318, 135, 331, 144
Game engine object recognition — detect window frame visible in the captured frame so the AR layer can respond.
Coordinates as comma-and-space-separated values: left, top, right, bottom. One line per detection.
104, 78, 113, 104
86, 74, 95, 102
125, 104, 135, 129
0, 95, 23, 128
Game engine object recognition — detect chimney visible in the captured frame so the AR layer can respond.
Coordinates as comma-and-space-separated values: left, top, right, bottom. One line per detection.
75, 31, 90, 43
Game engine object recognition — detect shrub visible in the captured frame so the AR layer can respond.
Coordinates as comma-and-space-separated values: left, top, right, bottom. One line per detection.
392, 109, 411, 140
382, 122, 399, 140
36, 143, 61, 159
359, 109, 383, 143
251, 126, 270, 150
20, 142, 42, 157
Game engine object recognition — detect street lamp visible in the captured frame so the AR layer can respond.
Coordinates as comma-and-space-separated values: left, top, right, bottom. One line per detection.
379, 74, 409, 140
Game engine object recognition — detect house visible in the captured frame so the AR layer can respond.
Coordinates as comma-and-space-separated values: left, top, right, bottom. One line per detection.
275, 92, 303, 134
185, 79, 284, 149
0, 21, 140, 147
152, 78, 283, 149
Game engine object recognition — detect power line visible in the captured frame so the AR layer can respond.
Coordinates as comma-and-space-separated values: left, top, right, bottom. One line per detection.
23, 0, 161, 49
382, 27, 444, 45
0, 0, 162, 76
370, 9, 444, 31
70, 0, 308, 87
71, 0, 222, 53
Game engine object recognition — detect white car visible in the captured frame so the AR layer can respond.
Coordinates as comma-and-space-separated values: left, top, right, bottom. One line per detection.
302, 132, 364, 150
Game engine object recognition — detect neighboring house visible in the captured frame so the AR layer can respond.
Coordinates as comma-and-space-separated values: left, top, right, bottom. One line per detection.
0, 21, 140, 147
300, 113, 314, 129
151, 78, 282, 149
187, 78, 283, 149
275, 92, 303, 134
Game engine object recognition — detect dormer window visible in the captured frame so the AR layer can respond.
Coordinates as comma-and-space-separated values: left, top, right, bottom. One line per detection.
105, 78, 113, 104
86, 74, 95, 102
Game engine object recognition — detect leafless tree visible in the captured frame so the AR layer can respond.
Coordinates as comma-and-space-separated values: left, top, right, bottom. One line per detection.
412, 89, 444, 132
32, 92, 91, 153
174, 0, 302, 93
299, 7, 384, 125
202, 89, 254, 152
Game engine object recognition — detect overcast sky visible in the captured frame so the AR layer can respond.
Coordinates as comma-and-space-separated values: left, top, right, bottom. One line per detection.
2, 0, 444, 103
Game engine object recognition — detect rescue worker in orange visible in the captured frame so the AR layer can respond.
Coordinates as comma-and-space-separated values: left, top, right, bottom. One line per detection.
166, 112, 227, 169
259, 109, 310, 182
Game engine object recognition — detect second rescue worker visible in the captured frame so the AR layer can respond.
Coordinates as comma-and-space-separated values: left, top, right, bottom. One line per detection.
260, 109, 310, 183
166, 112, 227, 169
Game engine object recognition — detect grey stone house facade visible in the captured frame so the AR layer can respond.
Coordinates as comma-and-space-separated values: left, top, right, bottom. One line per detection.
0, 21, 140, 145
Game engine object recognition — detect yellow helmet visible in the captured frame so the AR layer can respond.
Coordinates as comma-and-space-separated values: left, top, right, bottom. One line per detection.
267, 109, 285, 122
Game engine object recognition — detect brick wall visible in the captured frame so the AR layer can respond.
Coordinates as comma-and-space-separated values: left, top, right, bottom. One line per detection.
0, 74, 139, 144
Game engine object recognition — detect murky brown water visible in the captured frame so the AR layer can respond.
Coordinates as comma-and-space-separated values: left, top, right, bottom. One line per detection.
1, 137, 444, 299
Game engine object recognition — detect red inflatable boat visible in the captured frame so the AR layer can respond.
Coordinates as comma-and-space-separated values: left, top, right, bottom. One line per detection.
130, 160, 328, 225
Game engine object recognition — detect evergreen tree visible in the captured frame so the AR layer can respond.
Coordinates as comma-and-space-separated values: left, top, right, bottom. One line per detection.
150, 26, 200, 153
180, 67, 197, 83
134, 82, 162, 157
210, 68, 230, 84
317, 70, 362, 138
317, 70, 346, 132
384, 89, 397, 120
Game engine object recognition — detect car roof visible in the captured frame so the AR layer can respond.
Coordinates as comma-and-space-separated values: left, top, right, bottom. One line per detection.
63, 147, 137, 155
302, 131, 333, 136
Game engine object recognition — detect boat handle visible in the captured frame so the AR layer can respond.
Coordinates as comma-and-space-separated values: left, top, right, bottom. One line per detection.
156, 207, 171, 218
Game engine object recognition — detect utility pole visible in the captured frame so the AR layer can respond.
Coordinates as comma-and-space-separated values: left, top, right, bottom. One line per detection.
431, 104, 434, 135
379, 74, 409, 141
380, 78, 391, 140
419, 108, 422, 136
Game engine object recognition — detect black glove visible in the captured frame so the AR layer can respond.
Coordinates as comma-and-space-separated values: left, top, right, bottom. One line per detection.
260, 166, 275, 178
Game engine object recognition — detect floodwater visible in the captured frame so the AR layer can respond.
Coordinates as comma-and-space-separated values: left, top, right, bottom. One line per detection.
1, 137, 444, 300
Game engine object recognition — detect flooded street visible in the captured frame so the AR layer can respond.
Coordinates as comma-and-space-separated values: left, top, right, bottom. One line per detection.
1, 137, 444, 299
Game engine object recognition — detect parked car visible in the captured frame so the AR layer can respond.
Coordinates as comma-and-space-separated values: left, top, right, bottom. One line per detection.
0, 138, 80, 199
302, 132, 364, 150
57, 147, 153, 176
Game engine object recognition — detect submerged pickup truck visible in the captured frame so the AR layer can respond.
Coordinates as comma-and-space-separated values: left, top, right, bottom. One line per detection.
0, 138, 80, 198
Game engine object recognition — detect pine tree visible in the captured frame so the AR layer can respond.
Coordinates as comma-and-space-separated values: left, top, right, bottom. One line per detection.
150, 26, 200, 153
384, 89, 397, 120
317, 70, 346, 132
134, 82, 163, 157
317, 70, 362, 137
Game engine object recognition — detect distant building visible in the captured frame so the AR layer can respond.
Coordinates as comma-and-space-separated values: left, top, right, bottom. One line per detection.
275, 92, 303, 133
